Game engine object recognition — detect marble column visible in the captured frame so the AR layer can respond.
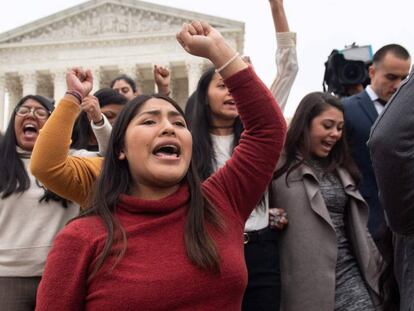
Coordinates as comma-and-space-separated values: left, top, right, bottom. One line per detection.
52, 69, 67, 104
185, 61, 204, 96
6, 80, 21, 122
20, 71, 37, 96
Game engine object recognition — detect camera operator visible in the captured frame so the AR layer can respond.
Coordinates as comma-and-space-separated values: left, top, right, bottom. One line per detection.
342, 44, 411, 250
323, 44, 372, 98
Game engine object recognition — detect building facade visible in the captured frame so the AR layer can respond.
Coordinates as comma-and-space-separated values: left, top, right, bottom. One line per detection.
0, 0, 244, 130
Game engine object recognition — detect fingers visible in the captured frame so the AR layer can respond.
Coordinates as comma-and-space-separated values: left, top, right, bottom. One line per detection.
159, 66, 169, 77
80, 96, 98, 110
84, 69, 93, 83
187, 22, 198, 36
269, 208, 288, 230
176, 23, 191, 50
199, 20, 212, 36
176, 20, 210, 47
191, 20, 204, 35
81, 95, 101, 122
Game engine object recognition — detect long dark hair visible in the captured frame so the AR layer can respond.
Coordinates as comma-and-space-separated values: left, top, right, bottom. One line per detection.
186, 67, 243, 181
274, 92, 360, 183
79, 94, 223, 278
71, 88, 127, 151
0, 95, 69, 207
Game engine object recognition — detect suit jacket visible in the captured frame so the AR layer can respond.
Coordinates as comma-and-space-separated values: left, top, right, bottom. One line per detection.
369, 71, 414, 311
342, 91, 385, 241
270, 160, 381, 311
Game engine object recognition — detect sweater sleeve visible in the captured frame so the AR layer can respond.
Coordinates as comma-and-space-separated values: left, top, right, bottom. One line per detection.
202, 67, 286, 223
30, 97, 103, 207
90, 113, 112, 157
269, 32, 299, 112
35, 222, 95, 311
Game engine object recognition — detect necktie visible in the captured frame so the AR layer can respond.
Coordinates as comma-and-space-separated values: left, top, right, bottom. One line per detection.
377, 98, 388, 106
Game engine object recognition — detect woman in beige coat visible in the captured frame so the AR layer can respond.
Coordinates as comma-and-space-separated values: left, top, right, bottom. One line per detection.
270, 92, 382, 311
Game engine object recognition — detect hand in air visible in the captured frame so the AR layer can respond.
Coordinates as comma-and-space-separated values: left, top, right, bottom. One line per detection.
176, 20, 225, 60
66, 67, 93, 100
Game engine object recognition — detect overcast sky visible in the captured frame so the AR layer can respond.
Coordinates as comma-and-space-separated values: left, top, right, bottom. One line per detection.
0, 0, 412, 116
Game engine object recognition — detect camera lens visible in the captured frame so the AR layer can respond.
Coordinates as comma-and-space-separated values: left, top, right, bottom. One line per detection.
339, 62, 367, 84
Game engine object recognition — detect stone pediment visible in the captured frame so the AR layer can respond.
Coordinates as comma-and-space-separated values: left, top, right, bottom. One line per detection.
0, 0, 244, 45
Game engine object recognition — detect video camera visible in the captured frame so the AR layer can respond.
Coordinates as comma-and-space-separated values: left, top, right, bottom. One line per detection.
323, 44, 373, 97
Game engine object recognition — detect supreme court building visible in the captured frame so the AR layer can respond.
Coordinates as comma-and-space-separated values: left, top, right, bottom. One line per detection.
0, 0, 244, 131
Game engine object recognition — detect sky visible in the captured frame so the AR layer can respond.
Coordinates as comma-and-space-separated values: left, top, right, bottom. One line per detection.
0, 0, 412, 117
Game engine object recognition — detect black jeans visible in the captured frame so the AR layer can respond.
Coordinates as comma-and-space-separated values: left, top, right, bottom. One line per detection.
0, 276, 41, 311
242, 228, 280, 311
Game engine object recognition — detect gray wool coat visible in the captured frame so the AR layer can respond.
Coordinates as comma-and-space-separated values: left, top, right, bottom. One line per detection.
369, 69, 414, 311
270, 160, 382, 311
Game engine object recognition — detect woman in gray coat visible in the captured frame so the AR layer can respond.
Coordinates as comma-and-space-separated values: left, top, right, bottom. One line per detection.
271, 92, 382, 311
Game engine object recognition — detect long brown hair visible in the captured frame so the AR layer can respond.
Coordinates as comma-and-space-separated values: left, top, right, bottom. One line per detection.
274, 92, 360, 183
78, 94, 223, 279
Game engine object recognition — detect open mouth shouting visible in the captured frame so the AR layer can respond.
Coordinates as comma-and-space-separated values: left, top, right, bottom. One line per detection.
22, 122, 39, 140
152, 141, 181, 161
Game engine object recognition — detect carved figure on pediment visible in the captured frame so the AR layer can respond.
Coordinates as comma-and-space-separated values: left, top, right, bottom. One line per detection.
37, 26, 53, 40
116, 16, 129, 33
131, 16, 144, 33
142, 15, 162, 32
102, 13, 117, 33
87, 11, 101, 35
61, 19, 75, 37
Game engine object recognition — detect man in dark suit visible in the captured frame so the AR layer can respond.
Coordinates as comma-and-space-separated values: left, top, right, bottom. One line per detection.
342, 44, 411, 247
369, 67, 414, 311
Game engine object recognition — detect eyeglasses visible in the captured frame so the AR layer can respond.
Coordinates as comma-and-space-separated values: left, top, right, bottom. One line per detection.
15, 106, 50, 119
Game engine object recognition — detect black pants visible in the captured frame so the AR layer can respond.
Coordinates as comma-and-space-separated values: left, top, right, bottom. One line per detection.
0, 276, 41, 311
242, 228, 280, 311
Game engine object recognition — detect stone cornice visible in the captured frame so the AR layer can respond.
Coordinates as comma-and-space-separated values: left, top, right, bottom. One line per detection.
0, 28, 242, 51
0, 0, 244, 44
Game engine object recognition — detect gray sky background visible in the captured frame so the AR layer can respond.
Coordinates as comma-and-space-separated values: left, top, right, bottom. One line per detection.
0, 0, 412, 116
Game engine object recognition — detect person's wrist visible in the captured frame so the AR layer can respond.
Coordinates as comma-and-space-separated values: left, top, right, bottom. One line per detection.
93, 116, 104, 126
208, 41, 236, 69
65, 90, 83, 104
158, 86, 171, 96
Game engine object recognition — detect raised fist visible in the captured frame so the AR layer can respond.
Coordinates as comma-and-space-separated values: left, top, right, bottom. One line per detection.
66, 67, 93, 99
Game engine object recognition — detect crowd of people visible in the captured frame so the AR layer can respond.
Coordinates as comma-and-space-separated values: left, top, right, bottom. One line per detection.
0, 0, 413, 310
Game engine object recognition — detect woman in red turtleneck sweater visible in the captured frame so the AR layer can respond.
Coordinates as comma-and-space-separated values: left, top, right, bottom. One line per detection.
34, 21, 286, 311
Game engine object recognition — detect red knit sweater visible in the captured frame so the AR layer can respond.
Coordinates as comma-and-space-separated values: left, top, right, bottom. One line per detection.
35, 67, 286, 311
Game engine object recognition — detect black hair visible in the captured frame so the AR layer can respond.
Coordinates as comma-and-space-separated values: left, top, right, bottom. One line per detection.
373, 44, 410, 65
110, 74, 137, 93
186, 67, 243, 181
71, 88, 127, 151
77, 94, 224, 278
274, 92, 360, 183
184, 91, 197, 128
0, 95, 69, 207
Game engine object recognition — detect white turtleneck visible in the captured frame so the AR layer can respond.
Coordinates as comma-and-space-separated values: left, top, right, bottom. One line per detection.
0, 148, 79, 276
